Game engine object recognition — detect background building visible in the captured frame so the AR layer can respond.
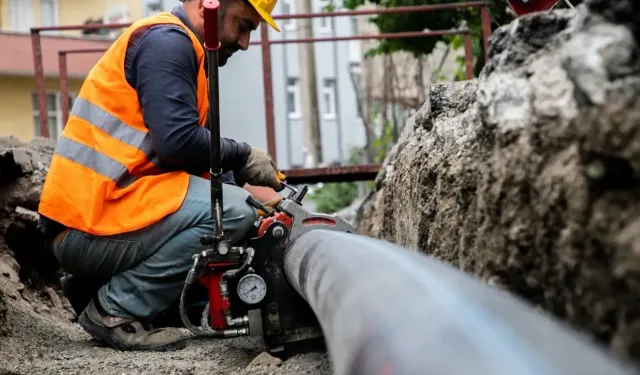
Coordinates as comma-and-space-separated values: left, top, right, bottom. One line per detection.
0, 0, 143, 141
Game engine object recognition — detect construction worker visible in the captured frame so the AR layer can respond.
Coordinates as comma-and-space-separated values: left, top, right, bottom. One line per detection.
37, 0, 281, 352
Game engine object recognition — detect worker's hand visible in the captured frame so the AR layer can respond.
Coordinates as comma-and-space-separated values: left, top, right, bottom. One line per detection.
236, 148, 285, 191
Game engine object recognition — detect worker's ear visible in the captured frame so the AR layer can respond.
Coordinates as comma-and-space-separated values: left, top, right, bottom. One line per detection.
197, 0, 204, 17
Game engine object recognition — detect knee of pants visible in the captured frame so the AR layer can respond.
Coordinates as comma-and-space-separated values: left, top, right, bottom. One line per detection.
222, 184, 258, 243
234, 202, 258, 233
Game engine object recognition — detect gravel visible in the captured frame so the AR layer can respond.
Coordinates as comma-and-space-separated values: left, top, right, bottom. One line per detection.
0, 274, 330, 375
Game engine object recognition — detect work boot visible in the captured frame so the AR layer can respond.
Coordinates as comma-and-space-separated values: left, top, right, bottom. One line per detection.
78, 298, 187, 352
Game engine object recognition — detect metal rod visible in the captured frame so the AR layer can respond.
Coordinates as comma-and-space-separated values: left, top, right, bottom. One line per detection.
208, 54, 221, 181
284, 230, 638, 375
563, 0, 574, 8
58, 48, 109, 54
281, 164, 380, 184
480, 6, 492, 62
203, 0, 224, 238
464, 33, 474, 80
329, 1, 345, 163
31, 30, 48, 138
58, 49, 107, 126
260, 22, 277, 161
272, 1, 486, 20
250, 29, 469, 46
31, 22, 131, 32
59, 52, 69, 127
26, 3, 486, 31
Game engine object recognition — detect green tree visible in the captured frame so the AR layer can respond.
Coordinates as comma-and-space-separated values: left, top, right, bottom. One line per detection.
343, 0, 580, 76
306, 115, 396, 213
306, 149, 361, 213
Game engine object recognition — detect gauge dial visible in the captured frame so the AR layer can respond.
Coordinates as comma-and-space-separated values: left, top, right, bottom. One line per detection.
237, 274, 267, 305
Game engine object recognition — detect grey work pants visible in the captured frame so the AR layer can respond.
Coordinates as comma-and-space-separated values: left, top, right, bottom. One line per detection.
52, 175, 257, 320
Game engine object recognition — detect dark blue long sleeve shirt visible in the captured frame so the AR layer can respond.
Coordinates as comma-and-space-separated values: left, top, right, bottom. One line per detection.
124, 6, 251, 178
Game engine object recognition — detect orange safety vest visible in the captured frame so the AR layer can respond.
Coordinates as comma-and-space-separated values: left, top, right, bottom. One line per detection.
38, 12, 209, 236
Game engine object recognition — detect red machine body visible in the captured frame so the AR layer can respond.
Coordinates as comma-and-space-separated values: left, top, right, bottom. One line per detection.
199, 263, 235, 329
200, 211, 295, 331
506, 0, 562, 16
257, 212, 293, 237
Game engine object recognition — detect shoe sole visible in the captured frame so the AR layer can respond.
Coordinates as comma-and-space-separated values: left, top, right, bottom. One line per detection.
78, 309, 187, 352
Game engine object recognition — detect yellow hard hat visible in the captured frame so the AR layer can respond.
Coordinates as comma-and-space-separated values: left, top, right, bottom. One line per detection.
247, 0, 280, 32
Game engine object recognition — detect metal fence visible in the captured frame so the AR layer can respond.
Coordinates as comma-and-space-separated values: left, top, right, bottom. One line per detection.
30, 2, 492, 184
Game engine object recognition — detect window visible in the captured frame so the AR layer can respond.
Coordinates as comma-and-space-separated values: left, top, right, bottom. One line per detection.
282, 0, 296, 31
348, 17, 361, 63
8, 0, 34, 32
39, 0, 59, 28
32, 91, 77, 140
318, 17, 331, 33
349, 64, 363, 122
321, 78, 337, 119
317, 0, 331, 33
286, 77, 301, 119
350, 16, 358, 34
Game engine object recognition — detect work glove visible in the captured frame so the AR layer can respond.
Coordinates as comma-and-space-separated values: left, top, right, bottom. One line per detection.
235, 148, 285, 191
257, 196, 284, 217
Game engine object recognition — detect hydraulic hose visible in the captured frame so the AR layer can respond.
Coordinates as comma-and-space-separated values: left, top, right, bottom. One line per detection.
180, 248, 255, 338
283, 230, 639, 375
179, 256, 225, 338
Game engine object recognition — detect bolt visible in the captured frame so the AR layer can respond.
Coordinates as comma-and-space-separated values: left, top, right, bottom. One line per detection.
272, 226, 284, 238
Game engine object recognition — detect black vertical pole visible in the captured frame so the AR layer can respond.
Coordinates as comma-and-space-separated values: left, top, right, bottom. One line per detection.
203, 0, 225, 239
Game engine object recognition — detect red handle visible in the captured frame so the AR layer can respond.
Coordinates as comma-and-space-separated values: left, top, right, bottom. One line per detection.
203, 0, 221, 51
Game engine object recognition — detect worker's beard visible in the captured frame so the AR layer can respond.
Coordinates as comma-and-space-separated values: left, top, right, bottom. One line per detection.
218, 44, 239, 66
218, 48, 231, 66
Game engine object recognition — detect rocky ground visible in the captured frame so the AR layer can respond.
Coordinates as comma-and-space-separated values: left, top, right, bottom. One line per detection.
359, 0, 640, 364
0, 137, 330, 375
0, 278, 328, 375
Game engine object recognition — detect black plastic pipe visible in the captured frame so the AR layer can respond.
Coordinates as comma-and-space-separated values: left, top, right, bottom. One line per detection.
284, 230, 639, 375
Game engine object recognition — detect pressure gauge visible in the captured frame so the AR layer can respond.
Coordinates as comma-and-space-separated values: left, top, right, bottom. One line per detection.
237, 274, 267, 305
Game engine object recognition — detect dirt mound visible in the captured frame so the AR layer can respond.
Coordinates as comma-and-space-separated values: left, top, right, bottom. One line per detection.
359, 0, 640, 363
0, 136, 71, 323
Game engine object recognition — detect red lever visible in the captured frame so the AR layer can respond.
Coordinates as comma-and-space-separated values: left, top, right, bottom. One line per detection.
203, 0, 221, 51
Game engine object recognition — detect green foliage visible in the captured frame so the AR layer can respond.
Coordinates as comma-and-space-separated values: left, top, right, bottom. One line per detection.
306, 113, 396, 213
371, 115, 395, 163
306, 148, 361, 213
306, 180, 360, 214
342, 0, 518, 75
344, 0, 581, 72
344, 0, 503, 58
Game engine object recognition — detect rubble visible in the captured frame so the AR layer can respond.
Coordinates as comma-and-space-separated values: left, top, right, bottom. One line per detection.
358, 0, 640, 364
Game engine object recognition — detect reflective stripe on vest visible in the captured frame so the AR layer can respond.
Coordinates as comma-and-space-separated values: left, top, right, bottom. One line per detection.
38, 12, 209, 236
55, 98, 169, 189
71, 97, 153, 155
